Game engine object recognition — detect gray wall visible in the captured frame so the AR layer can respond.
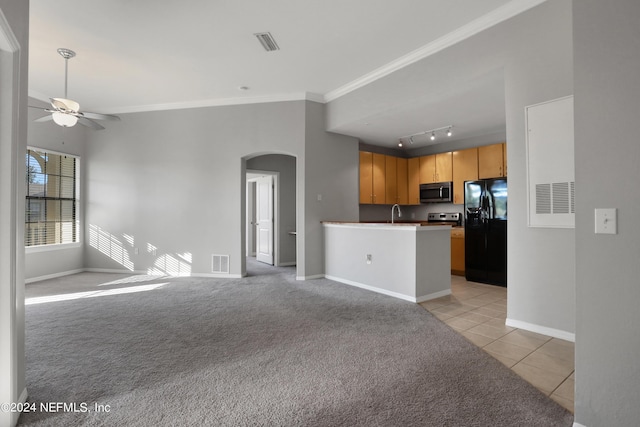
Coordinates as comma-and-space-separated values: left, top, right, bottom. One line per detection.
328, 0, 576, 337
301, 101, 360, 278
502, 0, 575, 337
246, 154, 297, 265
83, 100, 358, 279
85, 101, 306, 277
574, 1, 640, 425
0, 1, 29, 425
25, 99, 87, 282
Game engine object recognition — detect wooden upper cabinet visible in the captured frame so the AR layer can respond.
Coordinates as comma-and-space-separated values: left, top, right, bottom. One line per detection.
419, 155, 436, 183
502, 143, 507, 177
359, 151, 373, 204
478, 143, 506, 179
435, 152, 452, 182
419, 153, 452, 183
452, 148, 478, 205
372, 153, 386, 204
359, 151, 386, 204
385, 155, 398, 205
408, 157, 421, 205
396, 157, 409, 205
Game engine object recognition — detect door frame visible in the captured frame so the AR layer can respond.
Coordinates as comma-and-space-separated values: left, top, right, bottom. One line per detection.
246, 169, 279, 266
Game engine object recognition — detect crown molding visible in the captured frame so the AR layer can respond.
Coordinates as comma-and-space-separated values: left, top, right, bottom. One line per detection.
324, 0, 549, 103
28, 91, 325, 115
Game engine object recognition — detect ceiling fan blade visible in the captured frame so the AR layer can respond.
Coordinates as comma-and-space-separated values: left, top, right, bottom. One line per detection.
34, 115, 54, 123
77, 116, 105, 131
79, 111, 121, 121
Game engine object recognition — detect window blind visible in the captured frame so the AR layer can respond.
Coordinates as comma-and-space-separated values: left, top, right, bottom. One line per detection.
25, 149, 78, 247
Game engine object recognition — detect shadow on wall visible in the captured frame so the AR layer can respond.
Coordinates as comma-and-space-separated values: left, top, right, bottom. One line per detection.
89, 224, 192, 276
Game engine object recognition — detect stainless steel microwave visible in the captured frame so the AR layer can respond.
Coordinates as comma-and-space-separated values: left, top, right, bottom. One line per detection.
420, 182, 453, 203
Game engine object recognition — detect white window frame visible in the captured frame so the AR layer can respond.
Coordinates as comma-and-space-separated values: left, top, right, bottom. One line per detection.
25, 146, 81, 253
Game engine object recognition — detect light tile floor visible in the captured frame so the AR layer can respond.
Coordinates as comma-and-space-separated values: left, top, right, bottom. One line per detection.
419, 275, 575, 413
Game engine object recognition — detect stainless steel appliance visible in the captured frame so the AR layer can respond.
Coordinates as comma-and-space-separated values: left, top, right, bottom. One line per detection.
420, 182, 453, 203
464, 179, 507, 287
427, 212, 461, 226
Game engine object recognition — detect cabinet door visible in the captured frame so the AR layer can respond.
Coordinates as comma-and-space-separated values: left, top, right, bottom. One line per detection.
435, 152, 453, 182
359, 151, 373, 204
452, 148, 478, 205
419, 155, 436, 183
502, 143, 507, 177
396, 157, 408, 205
450, 229, 465, 275
478, 143, 505, 179
408, 157, 421, 205
372, 153, 386, 204
385, 155, 397, 204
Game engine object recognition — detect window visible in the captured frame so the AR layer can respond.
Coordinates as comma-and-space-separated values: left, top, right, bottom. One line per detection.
25, 148, 79, 247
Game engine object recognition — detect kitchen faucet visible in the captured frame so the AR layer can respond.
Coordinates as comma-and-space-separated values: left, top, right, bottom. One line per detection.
391, 204, 402, 224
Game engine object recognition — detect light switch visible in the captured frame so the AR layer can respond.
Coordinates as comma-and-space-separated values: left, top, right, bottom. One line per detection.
595, 208, 617, 234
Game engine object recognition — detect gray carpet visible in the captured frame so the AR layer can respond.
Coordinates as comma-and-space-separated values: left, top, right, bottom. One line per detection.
19, 259, 573, 426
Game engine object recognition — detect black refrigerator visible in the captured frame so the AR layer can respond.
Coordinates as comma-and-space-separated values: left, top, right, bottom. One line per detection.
464, 179, 507, 287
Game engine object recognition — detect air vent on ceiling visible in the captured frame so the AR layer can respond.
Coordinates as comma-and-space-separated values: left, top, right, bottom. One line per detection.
254, 32, 280, 52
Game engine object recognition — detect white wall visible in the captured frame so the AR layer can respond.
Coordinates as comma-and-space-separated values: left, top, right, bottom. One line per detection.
25, 99, 87, 282
574, 1, 640, 425
0, 2, 28, 426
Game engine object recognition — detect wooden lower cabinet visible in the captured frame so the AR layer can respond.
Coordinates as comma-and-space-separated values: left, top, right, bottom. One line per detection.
451, 228, 465, 276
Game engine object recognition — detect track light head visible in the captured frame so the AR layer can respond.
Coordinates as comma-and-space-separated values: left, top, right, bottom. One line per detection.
430, 132, 436, 141
447, 127, 452, 137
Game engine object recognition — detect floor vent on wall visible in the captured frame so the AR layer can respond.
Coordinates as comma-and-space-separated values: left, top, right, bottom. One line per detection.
211, 254, 230, 274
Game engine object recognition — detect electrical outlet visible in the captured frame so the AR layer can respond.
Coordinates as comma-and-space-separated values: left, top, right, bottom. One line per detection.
366, 254, 372, 264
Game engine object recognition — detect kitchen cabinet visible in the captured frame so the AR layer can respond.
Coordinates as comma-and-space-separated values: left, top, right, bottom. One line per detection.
407, 157, 421, 205
396, 157, 409, 205
359, 151, 386, 204
451, 228, 465, 276
385, 155, 397, 204
478, 143, 506, 179
452, 148, 478, 205
419, 152, 452, 183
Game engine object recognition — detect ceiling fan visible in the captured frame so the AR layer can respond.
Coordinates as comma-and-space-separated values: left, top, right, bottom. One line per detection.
31, 48, 120, 130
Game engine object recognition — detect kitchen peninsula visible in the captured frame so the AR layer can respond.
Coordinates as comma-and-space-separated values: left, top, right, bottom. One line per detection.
323, 222, 451, 303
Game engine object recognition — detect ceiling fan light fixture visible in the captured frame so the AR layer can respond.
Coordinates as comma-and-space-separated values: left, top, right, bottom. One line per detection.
52, 111, 78, 127
52, 97, 80, 113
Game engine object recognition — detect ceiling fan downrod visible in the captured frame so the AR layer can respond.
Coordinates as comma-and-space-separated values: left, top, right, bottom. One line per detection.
57, 48, 76, 99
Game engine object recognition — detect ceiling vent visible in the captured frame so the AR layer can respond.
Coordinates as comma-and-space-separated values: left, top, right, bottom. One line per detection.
254, 32, 280, 52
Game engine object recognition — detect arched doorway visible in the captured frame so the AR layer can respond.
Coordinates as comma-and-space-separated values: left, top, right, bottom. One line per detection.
242, 153, 297, 276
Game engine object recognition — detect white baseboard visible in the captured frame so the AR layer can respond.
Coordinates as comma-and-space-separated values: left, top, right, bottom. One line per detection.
416, 289, 452, 303
25, 268, 85, 284
192, 273, 243, 279
278, 261, 296, 267
325, 275, 425, 303
296, 274, 325, 280
506, 318, 575, 342
573, 423, 587, 427
83, 268, 148, 275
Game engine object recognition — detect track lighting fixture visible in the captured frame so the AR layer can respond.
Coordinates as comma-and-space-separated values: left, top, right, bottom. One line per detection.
397, 125, 454, 147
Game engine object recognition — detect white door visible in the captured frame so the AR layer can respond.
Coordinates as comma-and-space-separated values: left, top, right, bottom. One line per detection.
255, 175, 274, 265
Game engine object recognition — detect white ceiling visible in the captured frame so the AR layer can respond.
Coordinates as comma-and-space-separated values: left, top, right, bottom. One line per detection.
28, 0, 541, 147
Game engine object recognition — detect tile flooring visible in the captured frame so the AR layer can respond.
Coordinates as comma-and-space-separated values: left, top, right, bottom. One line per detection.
419, 275, 575, 413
